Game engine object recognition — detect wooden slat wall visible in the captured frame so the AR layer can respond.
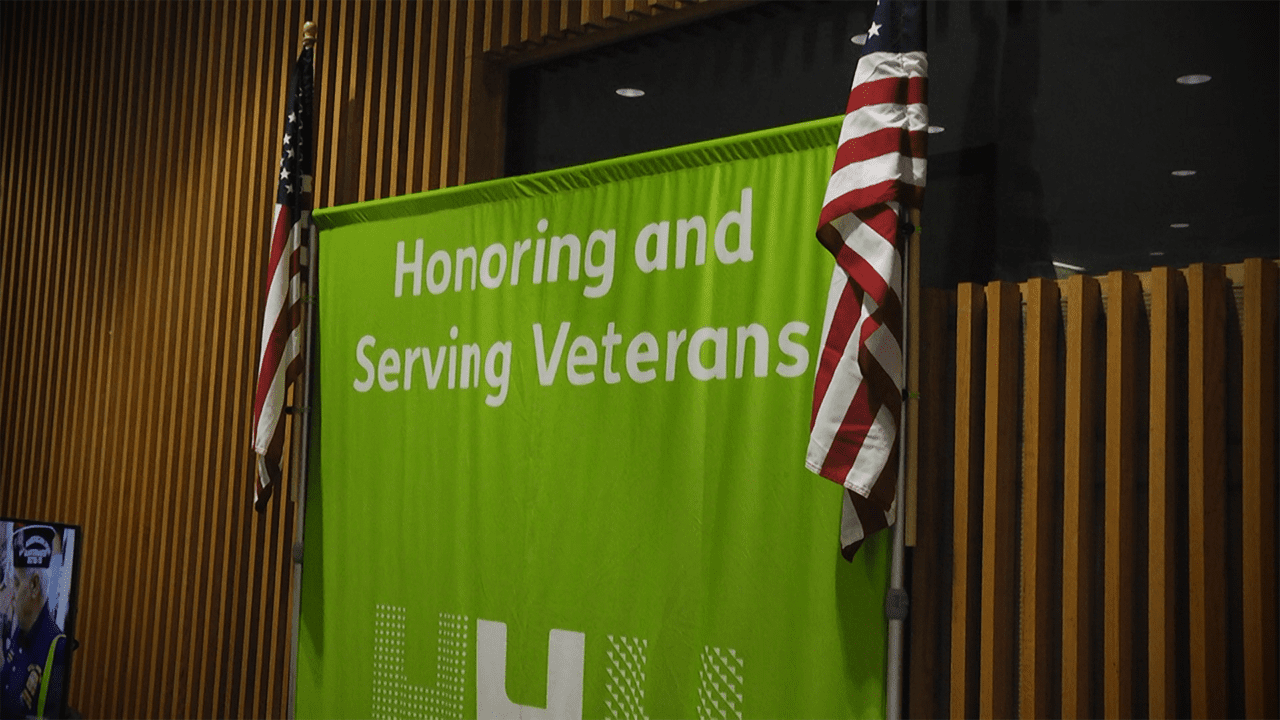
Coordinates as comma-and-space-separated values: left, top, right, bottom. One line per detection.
979, 281, 1019, 719
914, 259, 1280, 719
0, 1, 705, 717
949, 283, 985, 720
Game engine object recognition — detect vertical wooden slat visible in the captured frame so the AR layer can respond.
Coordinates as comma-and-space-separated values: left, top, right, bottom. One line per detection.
0, 1, 29, 408
423, 0, 448, 191
1061, 273, 1101, 720
184, 4, 239, 715
60, 7, 117, 682
458, 0, 479, 184
520, 0, 536, 44
0, 3, 44, 452
540, 0, 556, 39
1104, 271, 1140, 719
441, 0, 465, 187
980, 280, 1019, 720
372, 0, 393, 199
1186, 263, 1228, 720
61, 0, 109, 526
320, 0, 347, 208
203, 0, 255, 711
315, 0, 336, 205
3, 0, 42, 506
41, 2, 91, 521
582, 0, 608, 29
81, 2, 139, 713
402, 0, 425, 194
603, 0, 630, 23
0, 0, 35, 502
39, 0, 84, 707
950, 283, 985, 720
167, 5, 217, 711
172, 3, 225, 714
1020, 277, 1060, 719
1146, 266, 1183, 719
389, 0, 409, 197
145, 3, 210, 710
481, 0, 497, 51
907, 289, 953, 720
228, 4, 274, 710
561, 0, 584, 35
357, 0, 377, 201
223, 0, 278, 714
10, 2, 64, 512
146, 4, 203, 713
109, 4, 175, 714
35, 0, 83, 518
500, 0, 520, 51
1241, 258, 1278, 719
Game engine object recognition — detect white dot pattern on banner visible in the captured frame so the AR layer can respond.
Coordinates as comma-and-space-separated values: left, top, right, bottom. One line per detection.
372, 605, 471, 720
604, 634, 649, 720
696, 645, 744, 720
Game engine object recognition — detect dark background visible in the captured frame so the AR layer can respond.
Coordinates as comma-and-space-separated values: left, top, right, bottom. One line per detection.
504, 1, 1280, 288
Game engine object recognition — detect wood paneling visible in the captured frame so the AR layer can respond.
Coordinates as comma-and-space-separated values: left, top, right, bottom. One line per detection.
1186, 263, 1229, 720
1061, 273, 1101, 720
1104, 271, 1141, 719
908, 260, 1278, 719
1145, 266, 1183, 720
1019, 277, 1060, 720
0, 2, 705, 717
950, 283, 985, 720
979, 281, 1019, 719
1240, 258, 1278, 719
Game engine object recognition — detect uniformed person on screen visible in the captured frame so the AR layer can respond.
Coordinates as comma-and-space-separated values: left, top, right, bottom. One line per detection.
0, 526, 65, 719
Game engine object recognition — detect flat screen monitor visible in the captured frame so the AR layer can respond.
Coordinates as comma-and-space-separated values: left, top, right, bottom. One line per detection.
0, 519, 81, 720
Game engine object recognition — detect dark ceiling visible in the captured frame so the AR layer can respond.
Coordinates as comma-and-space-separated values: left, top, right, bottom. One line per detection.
504, 0, 1280, 288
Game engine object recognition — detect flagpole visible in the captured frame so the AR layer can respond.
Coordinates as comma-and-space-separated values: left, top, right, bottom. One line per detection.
287, 21, 318, 720
885, 209, 920, 720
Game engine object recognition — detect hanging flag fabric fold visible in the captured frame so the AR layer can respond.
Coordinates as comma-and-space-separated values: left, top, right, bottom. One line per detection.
253, 44, 316, 511
807, 0, 927, 559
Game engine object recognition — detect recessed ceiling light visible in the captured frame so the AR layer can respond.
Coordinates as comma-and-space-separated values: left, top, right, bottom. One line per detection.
851, 33, 868, 45
1170, 223, 1190, 229
1150, 251, 1166, 256
1171, 170, 1197, 177
927, 125, 944, 134
1176, 74, 1212, 85
1052, 260, 1086, 272
615, 87, 645, 98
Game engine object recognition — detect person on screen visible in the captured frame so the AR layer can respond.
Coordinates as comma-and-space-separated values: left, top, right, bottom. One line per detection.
0, 528, 11, 639
0, 526, 65, 719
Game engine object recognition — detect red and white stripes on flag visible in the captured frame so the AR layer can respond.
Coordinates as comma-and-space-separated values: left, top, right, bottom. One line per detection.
807, 0, 926, 559
254, 45, 315, 511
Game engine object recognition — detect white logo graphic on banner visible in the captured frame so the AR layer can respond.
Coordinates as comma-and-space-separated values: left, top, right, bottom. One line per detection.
604, 635, 649, 720
371, 611, 749, 720
372, 605, 470, 719
697, 646, 744, 720
476, 619, 586, 720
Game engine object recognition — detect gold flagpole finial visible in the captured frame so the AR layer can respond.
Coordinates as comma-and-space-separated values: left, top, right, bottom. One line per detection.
301, 21, 318, 48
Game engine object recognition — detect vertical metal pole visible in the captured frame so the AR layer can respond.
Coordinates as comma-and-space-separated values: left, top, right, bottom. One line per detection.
287, 22, 319, 720
885, 209, 917, 720
286, 214, 316, 720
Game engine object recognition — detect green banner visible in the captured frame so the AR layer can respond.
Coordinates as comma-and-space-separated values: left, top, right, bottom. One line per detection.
298, 117, 889, 720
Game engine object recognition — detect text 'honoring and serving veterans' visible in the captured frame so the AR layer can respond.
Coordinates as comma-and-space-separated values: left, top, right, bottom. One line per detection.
350, 187, 815, 407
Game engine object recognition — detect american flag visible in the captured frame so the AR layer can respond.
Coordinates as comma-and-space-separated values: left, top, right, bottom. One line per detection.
253, 44, 315, 511
807, 0, 927, 559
